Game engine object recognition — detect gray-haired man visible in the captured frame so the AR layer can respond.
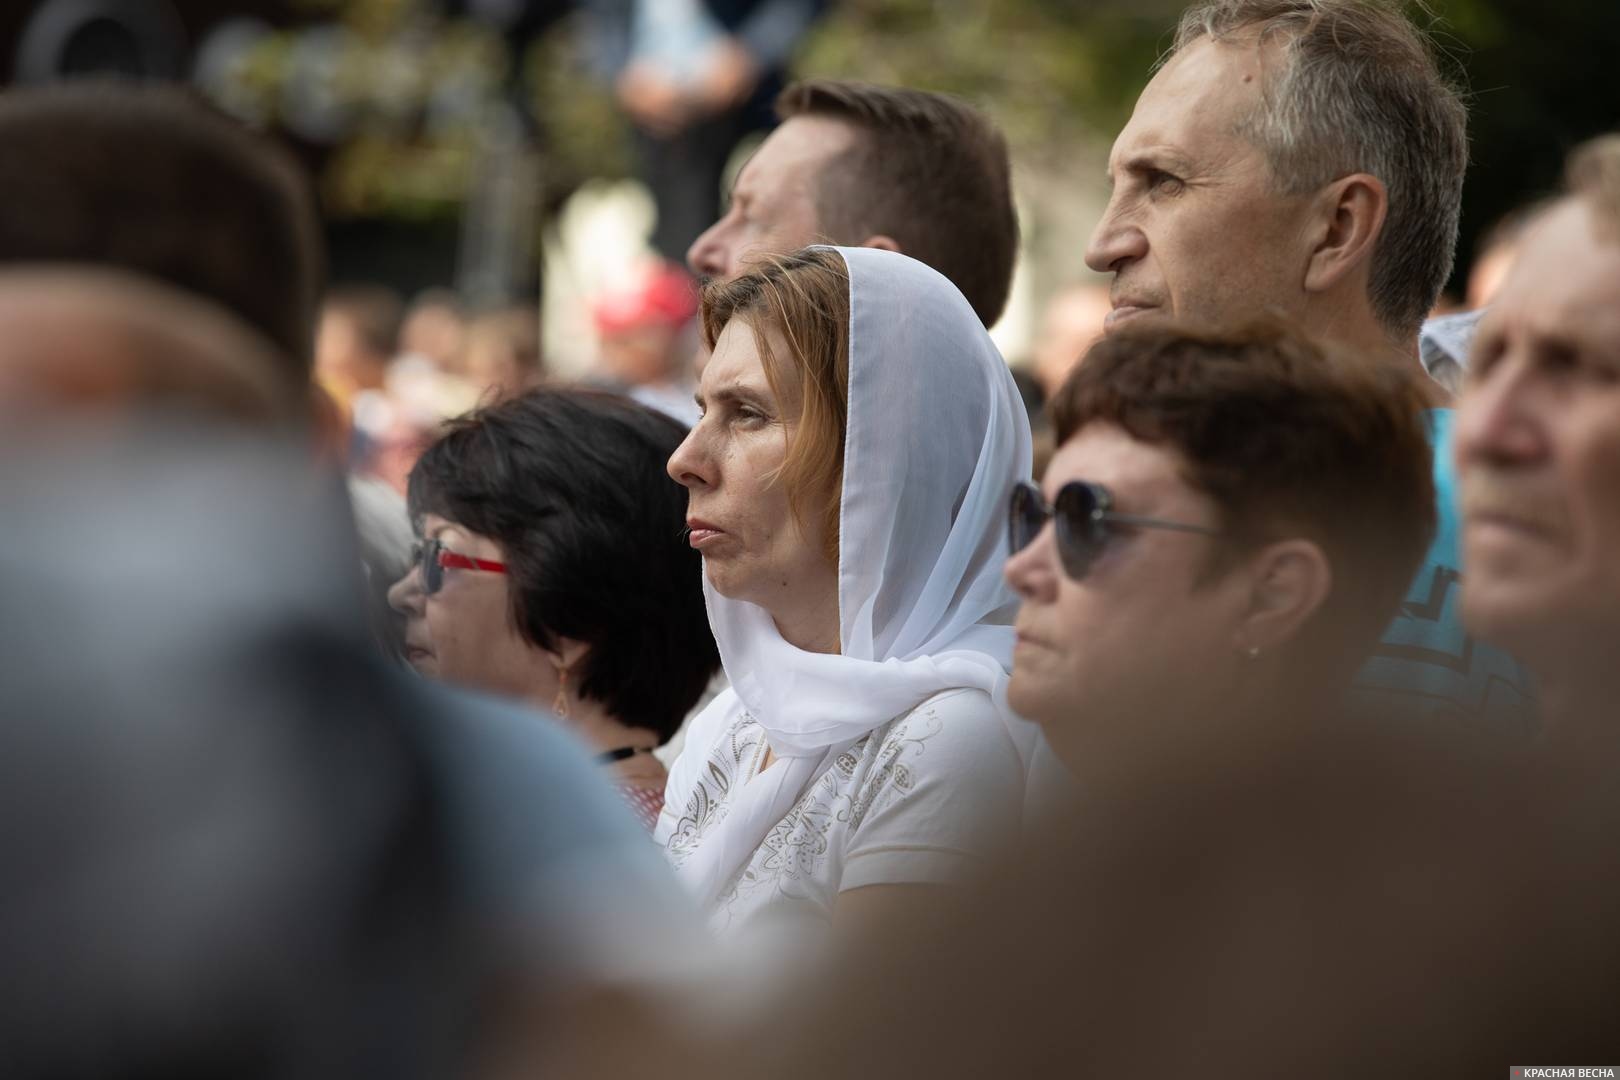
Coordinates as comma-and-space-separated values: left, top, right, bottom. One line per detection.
1085, 0, 1531, 729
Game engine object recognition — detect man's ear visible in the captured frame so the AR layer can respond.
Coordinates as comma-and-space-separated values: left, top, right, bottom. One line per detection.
859, 233, 902, 254
1303, 173, 1387, 295
1233, 539, 1333, 655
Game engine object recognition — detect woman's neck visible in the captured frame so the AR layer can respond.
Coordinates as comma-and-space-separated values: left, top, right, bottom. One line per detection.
534, 689, 662, 761
767, 582, 842, 655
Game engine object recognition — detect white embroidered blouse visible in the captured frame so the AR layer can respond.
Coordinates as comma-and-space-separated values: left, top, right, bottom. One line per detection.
656, 687, 1025, 940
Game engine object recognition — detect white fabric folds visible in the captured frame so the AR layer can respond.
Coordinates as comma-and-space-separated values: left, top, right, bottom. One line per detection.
668, 246, 1037, 907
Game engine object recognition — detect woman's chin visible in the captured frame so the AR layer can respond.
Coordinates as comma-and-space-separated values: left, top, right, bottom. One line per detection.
702, 564, 756, 605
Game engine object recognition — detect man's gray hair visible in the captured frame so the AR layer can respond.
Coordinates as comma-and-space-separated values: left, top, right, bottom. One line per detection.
1171, 0, 1468, 338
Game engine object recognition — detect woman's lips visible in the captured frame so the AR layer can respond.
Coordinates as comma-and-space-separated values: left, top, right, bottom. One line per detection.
687, 519, 725, 549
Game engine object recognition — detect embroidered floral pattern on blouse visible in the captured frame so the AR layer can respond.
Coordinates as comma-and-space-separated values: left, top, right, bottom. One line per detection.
670, 700, 951, 922
664, 711, 767, 871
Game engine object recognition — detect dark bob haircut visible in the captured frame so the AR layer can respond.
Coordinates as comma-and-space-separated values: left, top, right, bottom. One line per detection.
407, 388, 718, 742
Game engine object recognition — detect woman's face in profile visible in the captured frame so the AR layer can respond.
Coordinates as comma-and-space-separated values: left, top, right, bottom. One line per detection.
386, 513, 554, 700
1003, 422, 1247, 761
668, 317, 836, 616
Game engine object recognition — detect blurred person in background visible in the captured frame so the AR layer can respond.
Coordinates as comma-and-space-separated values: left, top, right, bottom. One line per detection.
1006, 365, 1054, 481
315, 283, 404, 410
1457, 135, 1620, 754
1465, 206, 1536, 312
660, 247, 1033, 942
1085, 0, 1533, 733
687, 79, 1019, 330
390, 388, 720, 831
590, 260, 702, 424
1029, 281, 1112, 398
399, 286, 471, 376
1021, 281, 1111, 480
585, 0, 828, 264
1006, 321, 1435, 784
463, 304, 544, 401
1419, 205, 1547, 394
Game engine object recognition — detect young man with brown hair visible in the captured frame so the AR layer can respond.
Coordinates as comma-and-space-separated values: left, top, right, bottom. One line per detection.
687, 78, 1018, 328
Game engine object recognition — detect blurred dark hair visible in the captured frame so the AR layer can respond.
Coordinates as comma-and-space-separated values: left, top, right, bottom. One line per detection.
408, 388, 719, 741
1052, 319, 1436, 681
0, 80, 322, 389
776, 79, 1018, 328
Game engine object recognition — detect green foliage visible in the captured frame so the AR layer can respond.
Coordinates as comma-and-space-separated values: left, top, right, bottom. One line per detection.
524, 15, 635, 209
242, 0, 1619, 293
798, 0, 1181, 164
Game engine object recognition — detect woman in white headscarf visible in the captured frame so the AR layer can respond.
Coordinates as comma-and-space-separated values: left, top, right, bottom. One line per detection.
657, 246, 1035, 940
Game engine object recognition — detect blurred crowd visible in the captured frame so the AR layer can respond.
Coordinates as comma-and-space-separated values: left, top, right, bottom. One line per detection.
3, 0, 1620, 1077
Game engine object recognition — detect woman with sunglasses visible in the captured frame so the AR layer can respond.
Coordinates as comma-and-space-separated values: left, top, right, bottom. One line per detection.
1004, 319, 1437, 789
659, 247, 1036, 940
388, 387, 719, 830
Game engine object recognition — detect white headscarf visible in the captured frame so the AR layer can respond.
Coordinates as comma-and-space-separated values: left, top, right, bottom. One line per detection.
669, 246, 1036, 906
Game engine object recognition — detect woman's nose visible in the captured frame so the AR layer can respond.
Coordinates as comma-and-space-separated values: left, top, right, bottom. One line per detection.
387, 563, 424, 616
1005, 522, 1060, 604
668, 427, 713, 490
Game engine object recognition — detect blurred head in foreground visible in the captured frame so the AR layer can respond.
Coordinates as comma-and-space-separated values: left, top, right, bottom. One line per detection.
1006, 320, 1435, 775
0, 80, 322, 400
0, 266, 295, 425
1458, 135, 1620, 732
0, 425, 472, 1080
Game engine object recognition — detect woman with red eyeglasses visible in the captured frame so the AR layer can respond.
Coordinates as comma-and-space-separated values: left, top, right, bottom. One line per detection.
387, 387, 719, 831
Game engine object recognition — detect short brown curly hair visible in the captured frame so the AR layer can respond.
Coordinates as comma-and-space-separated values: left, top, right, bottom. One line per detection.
1052, 319, 1436, 676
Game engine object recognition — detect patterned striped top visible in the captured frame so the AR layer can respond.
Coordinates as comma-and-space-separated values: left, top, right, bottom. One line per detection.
616, 783, 665, 833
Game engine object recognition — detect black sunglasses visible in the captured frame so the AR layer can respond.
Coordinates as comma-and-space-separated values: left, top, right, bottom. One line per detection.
1008, 480, 1220, 581
409, 538, 508, 596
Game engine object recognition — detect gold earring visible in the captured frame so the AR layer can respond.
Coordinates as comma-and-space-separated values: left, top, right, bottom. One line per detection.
552, 665, 571, 719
